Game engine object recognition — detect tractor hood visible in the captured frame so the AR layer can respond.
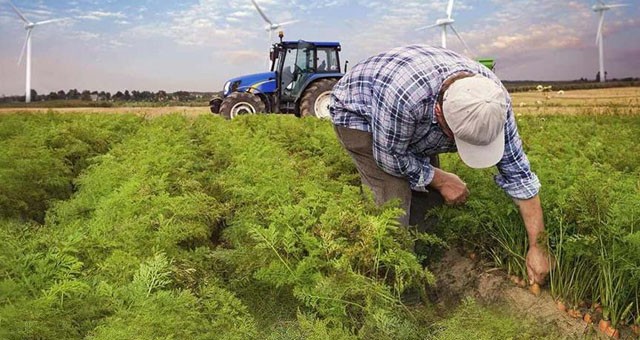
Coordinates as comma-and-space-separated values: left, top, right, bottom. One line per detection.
223, 71, 276, 96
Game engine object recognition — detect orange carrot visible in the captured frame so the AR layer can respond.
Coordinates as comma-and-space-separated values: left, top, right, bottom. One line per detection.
593, 303, 603, 314
583, 313, 593, 324
567, 309, 582, 319
556, 300, 566, 312
528, 283, 540, 296
604, 325, 619, 339
599, 319, 610, 333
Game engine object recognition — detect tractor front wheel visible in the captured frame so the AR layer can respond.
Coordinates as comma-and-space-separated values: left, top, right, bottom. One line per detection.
219, 92, 265, 119
209, 97, 222, 114
299, 79, 337, 119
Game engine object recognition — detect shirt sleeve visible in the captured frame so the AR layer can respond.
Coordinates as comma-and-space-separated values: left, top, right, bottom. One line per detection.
369, 88, 434, 192
494, 106, 541, 199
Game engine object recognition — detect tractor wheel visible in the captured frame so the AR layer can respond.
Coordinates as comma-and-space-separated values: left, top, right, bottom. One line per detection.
299, 79, 337, 119
209, 97, 222, 114
219, 92, 265, 120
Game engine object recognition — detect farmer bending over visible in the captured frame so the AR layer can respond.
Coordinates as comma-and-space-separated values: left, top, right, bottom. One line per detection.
329, 45, 550, 284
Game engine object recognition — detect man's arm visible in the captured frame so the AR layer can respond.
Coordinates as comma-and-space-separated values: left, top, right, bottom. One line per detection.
494, 104, 550, 284
514, 194, 550, 285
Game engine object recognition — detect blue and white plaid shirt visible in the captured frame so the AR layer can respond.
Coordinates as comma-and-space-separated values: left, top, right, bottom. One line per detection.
330, 45, 540, 200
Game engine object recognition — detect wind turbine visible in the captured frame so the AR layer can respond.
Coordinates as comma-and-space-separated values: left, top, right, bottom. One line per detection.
416, 0, 471, 54
593, 0, 628, 83
251, 0, 299, 43
10, 1, 66, 103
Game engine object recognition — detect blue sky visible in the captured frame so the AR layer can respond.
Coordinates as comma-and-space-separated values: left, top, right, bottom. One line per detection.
1, 0, 639, 96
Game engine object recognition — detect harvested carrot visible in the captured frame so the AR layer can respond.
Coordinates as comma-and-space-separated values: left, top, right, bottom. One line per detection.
567, 309, 582, 319
593, 302, 603, 313
598, 319, 610, 333
556, 300, 566, 312
583, 313, 593, 324
528, 283, 540, 296
604, 325, 619, 339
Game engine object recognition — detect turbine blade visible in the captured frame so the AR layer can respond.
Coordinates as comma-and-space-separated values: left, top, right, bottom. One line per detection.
446, 0, 454, 19
9, 1, 30, 24
18, 29, 32, 65
450, 25, 473, 55
277, 19, 299, 27
251, 0, 273, 25
596, 12, 605, 45
606, 4, 628, 8
415, 23, 440, 31
33, 18, 67, 26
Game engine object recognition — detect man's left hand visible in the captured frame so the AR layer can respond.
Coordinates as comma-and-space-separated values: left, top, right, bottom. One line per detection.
526, 246, 551, 285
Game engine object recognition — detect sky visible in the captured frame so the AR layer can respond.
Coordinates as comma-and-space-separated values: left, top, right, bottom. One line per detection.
0, 0, 639, 96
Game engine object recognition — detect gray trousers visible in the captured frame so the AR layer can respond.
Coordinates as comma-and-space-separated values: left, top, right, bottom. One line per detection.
334, 125, 443, 230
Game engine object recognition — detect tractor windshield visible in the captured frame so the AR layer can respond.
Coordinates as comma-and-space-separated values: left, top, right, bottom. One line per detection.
294, 41, 315, 75
281, 41, 314, 96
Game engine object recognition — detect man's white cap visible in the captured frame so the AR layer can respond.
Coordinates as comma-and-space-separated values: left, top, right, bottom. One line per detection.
442, 74, 508, 169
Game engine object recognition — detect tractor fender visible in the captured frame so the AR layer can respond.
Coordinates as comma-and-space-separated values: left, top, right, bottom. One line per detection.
294, 73, 343, 103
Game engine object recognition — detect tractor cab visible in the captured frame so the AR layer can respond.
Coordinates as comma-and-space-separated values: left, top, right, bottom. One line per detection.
270, 40, 342, 114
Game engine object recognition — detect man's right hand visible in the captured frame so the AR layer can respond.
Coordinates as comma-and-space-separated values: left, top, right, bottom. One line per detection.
430, 168, 470, 205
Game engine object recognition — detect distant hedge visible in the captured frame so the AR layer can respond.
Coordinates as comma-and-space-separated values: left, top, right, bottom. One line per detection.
503, 80, 640, 93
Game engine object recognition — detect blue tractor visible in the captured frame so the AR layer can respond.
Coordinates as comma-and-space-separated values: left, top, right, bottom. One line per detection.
210, 33, 345, 119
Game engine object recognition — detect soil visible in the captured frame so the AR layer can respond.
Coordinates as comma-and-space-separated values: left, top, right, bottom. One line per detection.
429, 249, 607, 339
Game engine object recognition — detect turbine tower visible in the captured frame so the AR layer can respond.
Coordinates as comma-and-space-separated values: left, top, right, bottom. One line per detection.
593, 0, 628, 83
10, 1, 66, 103
416, 0, 471, 54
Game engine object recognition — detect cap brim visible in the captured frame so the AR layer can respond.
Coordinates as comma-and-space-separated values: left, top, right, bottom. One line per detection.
454, 128, 505, 169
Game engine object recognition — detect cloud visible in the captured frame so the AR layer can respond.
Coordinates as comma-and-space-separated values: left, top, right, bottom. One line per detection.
77, 11, 126, 21
223, 50, 265, 65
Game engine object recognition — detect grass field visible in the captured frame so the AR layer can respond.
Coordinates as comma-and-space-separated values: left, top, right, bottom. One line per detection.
0, 87, 638, 339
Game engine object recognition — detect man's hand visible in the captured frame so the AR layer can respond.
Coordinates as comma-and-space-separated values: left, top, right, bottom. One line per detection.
430, 168, 469, 205
514, 195, 550, 285
526, 246, 551, 285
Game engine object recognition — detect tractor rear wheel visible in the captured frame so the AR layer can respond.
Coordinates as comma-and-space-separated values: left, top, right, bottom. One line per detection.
299, 79, 337, 119
219, 92, 265, 120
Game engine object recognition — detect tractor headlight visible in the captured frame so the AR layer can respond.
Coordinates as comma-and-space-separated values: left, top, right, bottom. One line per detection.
223, 81, 231, 96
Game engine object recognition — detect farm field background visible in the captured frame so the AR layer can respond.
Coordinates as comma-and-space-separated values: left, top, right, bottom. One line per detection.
0, 87, 639, 339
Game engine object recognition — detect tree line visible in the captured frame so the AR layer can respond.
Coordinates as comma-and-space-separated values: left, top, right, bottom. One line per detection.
0, 89, 218, 103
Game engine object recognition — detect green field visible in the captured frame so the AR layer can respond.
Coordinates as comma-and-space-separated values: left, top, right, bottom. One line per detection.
0, 109, 638, 339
